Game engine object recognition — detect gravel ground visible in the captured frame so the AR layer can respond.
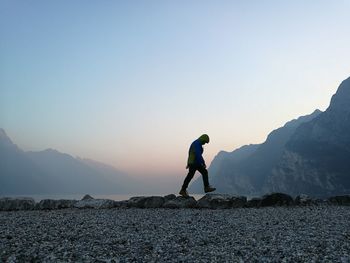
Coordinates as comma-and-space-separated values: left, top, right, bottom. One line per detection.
0, 206, 349, 263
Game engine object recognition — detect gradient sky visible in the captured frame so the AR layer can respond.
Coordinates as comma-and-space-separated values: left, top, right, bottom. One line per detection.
1, 1, 350, 178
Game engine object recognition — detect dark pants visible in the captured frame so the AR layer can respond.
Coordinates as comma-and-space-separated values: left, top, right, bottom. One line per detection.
181, 165, 209, 190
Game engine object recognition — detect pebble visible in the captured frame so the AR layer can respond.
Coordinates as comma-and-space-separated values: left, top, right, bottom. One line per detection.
0, 206, 349, 262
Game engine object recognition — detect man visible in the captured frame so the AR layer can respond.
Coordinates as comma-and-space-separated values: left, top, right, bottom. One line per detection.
179, 134, 216, 197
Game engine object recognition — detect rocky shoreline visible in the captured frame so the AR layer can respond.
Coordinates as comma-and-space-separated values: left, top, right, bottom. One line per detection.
0, 193, 349, 211
1, 205, 349, 262
1, 193, 349, 262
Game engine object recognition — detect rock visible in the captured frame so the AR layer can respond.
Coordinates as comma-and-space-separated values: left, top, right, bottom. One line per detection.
164, 194, 176, 201
197, 194, 247, 209
74, 199, 115, 209
127, 196, 148, 208
295, 194, 316, 206
260, 193, 294, 207
114, 200, 129, 208
162, 196, 197, 208
0, 197, 35, 211
144, 197, 165, 208
328, 195, 350, 205
82, 194, 94, 200
246, 198, 262, 208
127, 196, 165, 208
315, 198, 330, 205
36, 199, 77, 210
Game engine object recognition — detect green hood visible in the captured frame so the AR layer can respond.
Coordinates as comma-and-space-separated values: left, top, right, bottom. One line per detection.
198, 134, 210, 144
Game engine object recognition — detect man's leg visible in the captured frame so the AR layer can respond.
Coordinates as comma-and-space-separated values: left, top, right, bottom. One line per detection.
196, 165, 209, 188
181, 166, 196, 190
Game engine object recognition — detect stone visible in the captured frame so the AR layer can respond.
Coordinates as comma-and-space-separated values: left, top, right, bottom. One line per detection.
74, 199, 115, 209
114, 200, 129, 208
260, 193, 294, 207
82, 194, 94, 200
197, 194, 247, 209
0, 197, 35, 211
328, 195, 350, 205
162, 196, 197, 208
144, 197, 165, 208
127, 196, 165, 208
36, 199, 77, 210
127, 196, 148, 208
295, 194, 316, 206
246, 198, 262, 208
164, 194, 176, 201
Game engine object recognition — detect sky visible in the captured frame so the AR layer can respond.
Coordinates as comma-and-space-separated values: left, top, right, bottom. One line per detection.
1, 0, 350, 179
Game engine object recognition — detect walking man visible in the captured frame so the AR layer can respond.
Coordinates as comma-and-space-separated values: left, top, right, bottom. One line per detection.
179, 134, 216, 197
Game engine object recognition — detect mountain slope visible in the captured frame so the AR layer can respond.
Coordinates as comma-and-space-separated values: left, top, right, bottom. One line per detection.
26, 149, 131, 194
0, 129, 47, 194
190, 109, 322, 195
0, 129, 132, 195
189, 144, 259, 193
191, 76, 350, 197
267, 77, 350, 196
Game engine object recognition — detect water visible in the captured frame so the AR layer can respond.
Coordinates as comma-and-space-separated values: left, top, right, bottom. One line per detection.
1, 193, 206, 202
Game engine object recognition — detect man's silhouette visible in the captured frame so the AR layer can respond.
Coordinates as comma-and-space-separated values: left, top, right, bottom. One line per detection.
179, 134, 216, 197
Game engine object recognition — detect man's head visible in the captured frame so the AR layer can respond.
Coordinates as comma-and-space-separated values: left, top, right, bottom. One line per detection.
198, 134, 210, 144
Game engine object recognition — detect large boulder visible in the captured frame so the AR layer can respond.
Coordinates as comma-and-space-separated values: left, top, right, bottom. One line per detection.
246, 198, 262, 208
197, 194, 247, 209
164, 194, 176, 201
295, 194, 317, 206
127, 196, 165, 208
144, 196, 165, 208
328, 195, 350, 205
0, 197, 35, 211
74, 196, 115, 209
114, 200, 129, 208
127, 196, 148, 208
82, 194, 94, 200
163, 196, 197, 208
260, 193, 294, 207
36, 199, 77, 210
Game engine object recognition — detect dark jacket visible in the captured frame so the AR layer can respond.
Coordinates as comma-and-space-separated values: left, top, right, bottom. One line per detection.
187, 139, 205, 167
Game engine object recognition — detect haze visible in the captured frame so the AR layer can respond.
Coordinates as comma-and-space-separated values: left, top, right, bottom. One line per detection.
1, 1, 350, 180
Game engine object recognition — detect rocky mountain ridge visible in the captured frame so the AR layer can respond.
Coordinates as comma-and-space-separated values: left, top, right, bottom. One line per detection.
191, 76, 350, 197
0, 129, 131, 195
268, 77, 350, 196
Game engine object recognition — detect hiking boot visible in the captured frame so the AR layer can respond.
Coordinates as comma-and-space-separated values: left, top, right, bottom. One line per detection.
179, 189, 189, 197
204, 185, 216, 193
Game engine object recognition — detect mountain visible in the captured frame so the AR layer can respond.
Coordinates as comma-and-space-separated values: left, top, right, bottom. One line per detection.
191, 76, 350, 197
189, 144, 259, 193
189, 110, 322, 195
268, 77, 350, 196
0, 129, 48, 194
26, 149, 130, 194
0, 129, 132, 195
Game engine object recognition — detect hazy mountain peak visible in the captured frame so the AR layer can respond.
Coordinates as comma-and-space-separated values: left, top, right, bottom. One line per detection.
283, 109, 322, 128
43, 148, 60, 154
0, 128, 19, 151
0, 128, 9, 140
32, 148, 77, 162
202, 76, 350, 197
312, 109, 322, 115
328, 76, 350, 112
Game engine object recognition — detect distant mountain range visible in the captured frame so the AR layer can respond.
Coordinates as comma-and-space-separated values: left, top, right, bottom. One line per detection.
190, 76, 350, 197
0, 129, 137, 195
3, 77, 350, 197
